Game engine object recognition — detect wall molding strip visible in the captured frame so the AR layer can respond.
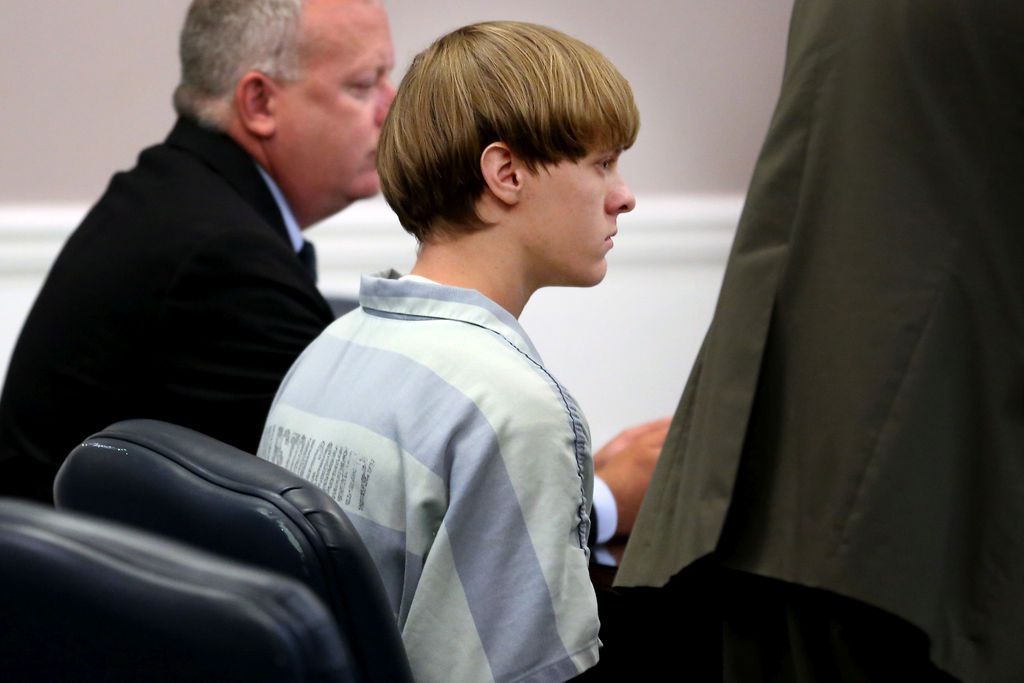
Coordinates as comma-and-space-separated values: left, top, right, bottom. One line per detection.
0, 194, 743, 275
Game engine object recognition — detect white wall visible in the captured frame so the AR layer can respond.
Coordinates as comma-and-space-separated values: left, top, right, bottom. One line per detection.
0, 1, 790, 201
0, 1, 790, 444
0, 197, 737, 445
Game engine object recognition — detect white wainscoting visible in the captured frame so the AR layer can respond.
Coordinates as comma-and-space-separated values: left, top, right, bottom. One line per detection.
0, 195, 740, 445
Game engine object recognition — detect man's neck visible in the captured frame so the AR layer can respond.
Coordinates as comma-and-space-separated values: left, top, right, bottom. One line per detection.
410, 231, 535, 319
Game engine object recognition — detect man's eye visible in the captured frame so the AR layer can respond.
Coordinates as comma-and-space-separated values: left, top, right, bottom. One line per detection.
346, 82, 376, 98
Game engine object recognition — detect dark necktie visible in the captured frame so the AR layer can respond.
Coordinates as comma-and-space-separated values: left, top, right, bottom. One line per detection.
298, 240, 318, 283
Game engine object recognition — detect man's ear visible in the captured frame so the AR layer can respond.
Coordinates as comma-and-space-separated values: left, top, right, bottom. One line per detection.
480, 142, 523, 207
233, 71, 278, 138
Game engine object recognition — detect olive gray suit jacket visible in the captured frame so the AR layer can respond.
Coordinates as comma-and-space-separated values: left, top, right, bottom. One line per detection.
617, 2, 1024, 680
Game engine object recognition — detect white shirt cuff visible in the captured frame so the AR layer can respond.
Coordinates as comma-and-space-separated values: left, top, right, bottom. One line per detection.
592, 475, 618, 545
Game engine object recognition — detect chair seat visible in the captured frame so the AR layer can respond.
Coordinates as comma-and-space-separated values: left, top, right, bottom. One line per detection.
0, 498, 353, 682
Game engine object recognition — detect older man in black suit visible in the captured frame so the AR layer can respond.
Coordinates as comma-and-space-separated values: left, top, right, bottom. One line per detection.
0, 0, 396, 501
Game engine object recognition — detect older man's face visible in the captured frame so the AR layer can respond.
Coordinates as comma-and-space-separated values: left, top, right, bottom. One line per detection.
268, 0, 395, 227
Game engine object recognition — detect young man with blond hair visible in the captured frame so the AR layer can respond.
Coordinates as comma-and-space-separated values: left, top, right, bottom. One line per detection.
259, 21, 638, 682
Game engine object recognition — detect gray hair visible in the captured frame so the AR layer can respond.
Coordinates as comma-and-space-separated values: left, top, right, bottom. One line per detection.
173, 0, 305, 129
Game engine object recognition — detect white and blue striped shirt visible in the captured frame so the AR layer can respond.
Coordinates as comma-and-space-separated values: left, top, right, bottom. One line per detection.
258, 271, 600, 683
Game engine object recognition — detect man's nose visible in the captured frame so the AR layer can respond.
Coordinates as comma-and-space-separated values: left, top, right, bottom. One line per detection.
375, 79, 396, 127
610, 180, 636, 215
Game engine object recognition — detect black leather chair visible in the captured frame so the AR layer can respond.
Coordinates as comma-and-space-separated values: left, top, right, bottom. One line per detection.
326, 294, 360, 318
54, 419, 412, 683
0, 498, 353, 682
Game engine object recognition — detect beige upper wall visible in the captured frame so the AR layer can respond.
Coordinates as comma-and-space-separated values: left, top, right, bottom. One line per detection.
0, 0, 791, 203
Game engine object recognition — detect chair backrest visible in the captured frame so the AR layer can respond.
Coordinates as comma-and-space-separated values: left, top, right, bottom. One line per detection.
0, 498, 353, 682
54, 419, 413, 683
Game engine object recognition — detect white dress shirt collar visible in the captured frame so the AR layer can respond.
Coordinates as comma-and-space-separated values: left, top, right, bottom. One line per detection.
255, 165, 303, 253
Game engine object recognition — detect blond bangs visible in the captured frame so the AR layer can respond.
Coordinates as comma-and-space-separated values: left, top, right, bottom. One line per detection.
377, 21, 639, 241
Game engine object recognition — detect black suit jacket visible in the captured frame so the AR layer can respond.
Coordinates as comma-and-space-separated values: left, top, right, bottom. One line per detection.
0, 118, 336, 502
617, 1, 1024, 680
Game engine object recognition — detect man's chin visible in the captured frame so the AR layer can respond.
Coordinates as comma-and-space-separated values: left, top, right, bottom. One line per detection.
349, 173, 382, 200
316, 177, 381, 222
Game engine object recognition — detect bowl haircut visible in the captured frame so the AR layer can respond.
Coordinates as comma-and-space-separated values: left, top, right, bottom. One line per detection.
377, 21, 640, 243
